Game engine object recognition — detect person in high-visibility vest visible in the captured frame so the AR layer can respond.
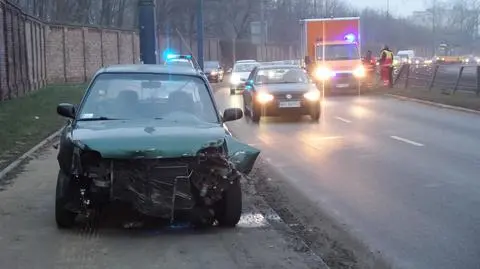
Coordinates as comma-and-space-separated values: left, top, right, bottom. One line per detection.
379, 45, 394, 88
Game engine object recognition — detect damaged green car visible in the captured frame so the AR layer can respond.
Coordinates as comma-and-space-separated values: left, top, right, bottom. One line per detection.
55, 64, 260, 228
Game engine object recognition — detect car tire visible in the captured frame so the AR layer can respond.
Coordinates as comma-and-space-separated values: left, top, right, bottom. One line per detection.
243, 100, 250, 117
251, 105, 261, 123
230, 88, 236, 95
215, 179, 242, 227
55, 170, 77, 229
311, 110, 320, 122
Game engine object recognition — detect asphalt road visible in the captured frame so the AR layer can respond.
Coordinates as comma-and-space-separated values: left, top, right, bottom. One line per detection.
215, 87, 480, 269
0, 136, 326, 267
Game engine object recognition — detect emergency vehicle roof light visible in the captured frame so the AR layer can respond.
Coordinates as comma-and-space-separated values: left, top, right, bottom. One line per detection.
344, 33, 356, 43
164, 48, 177, 60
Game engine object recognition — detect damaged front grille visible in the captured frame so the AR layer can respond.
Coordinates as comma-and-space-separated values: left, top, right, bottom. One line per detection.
103, 148, 241, 220
110, 159, 194, 218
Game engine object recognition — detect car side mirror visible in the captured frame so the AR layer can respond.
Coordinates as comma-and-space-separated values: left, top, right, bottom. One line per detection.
223, 108, 243, 122
57, 103, 75, 119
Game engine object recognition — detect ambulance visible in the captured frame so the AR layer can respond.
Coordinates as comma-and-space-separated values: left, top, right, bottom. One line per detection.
300, 17, 365, 92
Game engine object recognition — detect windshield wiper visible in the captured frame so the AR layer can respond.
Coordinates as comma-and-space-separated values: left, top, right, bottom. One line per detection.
77, 117, 123, 121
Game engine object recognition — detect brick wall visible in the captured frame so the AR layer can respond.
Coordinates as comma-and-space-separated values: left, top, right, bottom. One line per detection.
0, 0, 139, 101
44, 26, 139, 84
0, 0, 299, 102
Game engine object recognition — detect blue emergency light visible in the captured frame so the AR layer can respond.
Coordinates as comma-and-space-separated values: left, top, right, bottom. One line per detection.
344, 33, 356, 43
163, 48, 177, 60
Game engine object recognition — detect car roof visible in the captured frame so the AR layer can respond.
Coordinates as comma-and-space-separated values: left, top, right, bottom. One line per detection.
234, 61, 260, 66
256, 64, 300, 69
96, 64, 201, 76
168, 58, 190, 62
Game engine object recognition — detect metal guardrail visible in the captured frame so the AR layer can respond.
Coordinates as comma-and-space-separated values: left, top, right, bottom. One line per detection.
393, 63, 480, 96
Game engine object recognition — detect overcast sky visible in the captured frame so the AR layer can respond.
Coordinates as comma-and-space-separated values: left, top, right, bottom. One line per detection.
344, 0, 426, 17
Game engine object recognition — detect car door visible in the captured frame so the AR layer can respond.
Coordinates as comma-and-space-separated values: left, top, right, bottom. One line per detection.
243, 67, 258, 111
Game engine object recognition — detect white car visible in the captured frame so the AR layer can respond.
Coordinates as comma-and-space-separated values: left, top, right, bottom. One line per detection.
230, 62, 260, 95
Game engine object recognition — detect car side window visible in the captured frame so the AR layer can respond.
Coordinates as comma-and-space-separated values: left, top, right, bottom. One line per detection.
248, 67, 258, 81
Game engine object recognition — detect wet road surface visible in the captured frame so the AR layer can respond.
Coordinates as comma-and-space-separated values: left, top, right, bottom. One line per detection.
0, 143, 326, 268
215, 87, 480, 269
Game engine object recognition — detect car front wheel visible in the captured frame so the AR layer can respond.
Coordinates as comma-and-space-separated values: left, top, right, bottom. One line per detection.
215, 179, 242, 227
311, 105, 321, 122
230, 88, 236, 95
55, 170, 77, 229
249, 103, 261, 123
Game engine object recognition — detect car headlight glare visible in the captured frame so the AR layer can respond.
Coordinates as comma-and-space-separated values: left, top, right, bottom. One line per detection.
353, 66, 365, 78
211, 70, 218, 75
256, 92, 274, 103
304, 90, 320, 101
230, 74, 240, 84
314, 67, 334, 80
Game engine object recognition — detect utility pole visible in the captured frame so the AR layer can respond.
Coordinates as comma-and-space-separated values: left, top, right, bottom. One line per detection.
323, 0, 327, 17
138, 0, 157, 64
386, 0, 389, 18
386, 0, 390, 44
432, 0, 436, 57
197, 0, 204, 70
260, 0, 266, 61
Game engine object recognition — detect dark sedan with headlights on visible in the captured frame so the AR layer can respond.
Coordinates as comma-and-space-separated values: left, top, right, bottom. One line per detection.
242, 65, 321, 123
204, 61, 224, 83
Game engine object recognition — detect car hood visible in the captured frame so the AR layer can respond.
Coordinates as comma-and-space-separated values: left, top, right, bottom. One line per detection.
70, 120, 260, 174
205, 68, 217, 72
257, 83, 313, 93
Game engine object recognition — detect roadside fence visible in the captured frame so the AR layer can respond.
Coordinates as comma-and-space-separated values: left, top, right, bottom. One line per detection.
393, 63, 480, 96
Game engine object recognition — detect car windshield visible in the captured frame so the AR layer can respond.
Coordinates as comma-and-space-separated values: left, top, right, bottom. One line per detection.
316, 44, 360, 60
205, 62, 219, 68
255, 67, 309, 84
78, 73, 219, 123
233, 63, 258, 72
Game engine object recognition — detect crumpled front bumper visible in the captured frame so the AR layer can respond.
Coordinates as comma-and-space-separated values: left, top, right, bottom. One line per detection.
70, 137, 260, 220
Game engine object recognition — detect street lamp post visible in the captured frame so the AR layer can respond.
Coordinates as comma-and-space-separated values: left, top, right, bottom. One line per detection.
197, 0, 204, 70
138, 0, 157, 64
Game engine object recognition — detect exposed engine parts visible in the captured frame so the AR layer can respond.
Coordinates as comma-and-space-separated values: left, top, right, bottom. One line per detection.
69, 142, 246, 223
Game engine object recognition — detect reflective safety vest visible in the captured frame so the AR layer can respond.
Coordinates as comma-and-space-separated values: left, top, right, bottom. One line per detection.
381, 50, 394, 66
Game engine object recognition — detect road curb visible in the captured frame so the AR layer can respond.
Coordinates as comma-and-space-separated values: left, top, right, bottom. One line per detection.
0, 128, 63, 180
385, 93, 480, 115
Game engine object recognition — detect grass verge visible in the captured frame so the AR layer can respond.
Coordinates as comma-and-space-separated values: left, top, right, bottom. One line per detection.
0, 84, 85, 170
387, 87, 480, 111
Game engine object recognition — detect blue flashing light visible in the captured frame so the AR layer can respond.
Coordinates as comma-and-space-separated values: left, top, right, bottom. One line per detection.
344, 33, 356, 43
163, 48, 177, 60
185, 55, 192, 59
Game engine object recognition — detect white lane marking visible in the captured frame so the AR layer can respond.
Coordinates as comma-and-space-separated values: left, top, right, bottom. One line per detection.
390, 135, 424, 147
335, 116, 351, 123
